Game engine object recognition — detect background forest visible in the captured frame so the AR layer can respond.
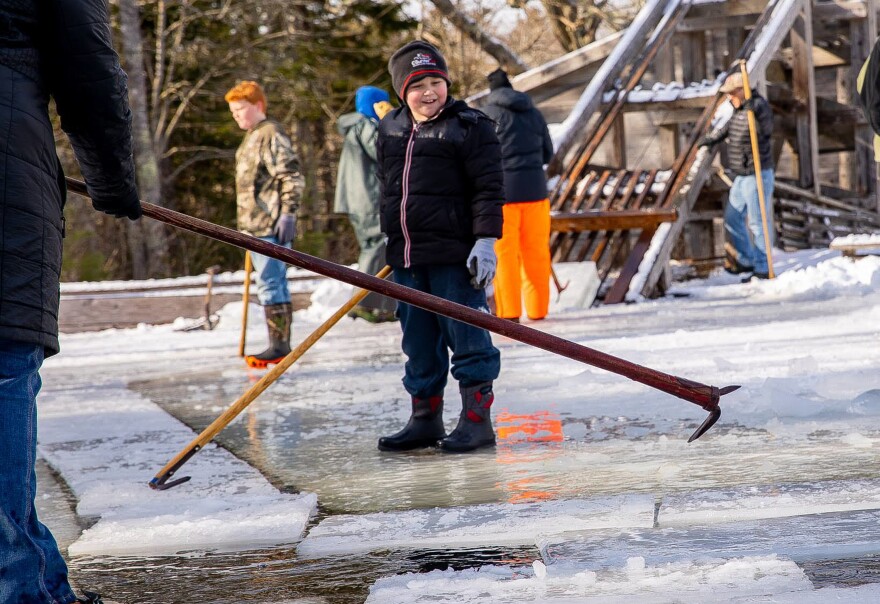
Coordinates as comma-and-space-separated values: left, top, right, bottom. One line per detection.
56, 0, 637, 281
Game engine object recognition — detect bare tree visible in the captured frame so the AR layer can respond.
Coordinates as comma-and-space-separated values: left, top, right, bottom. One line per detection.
429, 0, 530, 74
508, 0, 630, 53
117, 0, 171, 278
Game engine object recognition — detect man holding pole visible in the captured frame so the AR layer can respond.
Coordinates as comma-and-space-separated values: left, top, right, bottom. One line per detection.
701, 70, 776, 279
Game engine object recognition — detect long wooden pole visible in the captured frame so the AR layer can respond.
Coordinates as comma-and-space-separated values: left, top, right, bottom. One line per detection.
739, 63, 776, 279
66, 178, 735, 443
238, 252, 252, 357
151, 265, 393, 488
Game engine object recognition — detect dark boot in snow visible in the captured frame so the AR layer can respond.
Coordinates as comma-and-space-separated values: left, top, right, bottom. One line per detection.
378, 395, 446, 451
246, 302, 292, 368
439, 382, 496, 453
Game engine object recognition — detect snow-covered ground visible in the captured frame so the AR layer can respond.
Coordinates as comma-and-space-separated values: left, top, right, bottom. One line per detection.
41, 248, 880, 602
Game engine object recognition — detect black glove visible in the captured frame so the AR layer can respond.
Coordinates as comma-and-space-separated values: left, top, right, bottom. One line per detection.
741, 97, 756, 112
91, 192, 142, 221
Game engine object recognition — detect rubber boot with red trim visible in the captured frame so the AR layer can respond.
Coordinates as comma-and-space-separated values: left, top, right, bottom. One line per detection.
439, 382, 496, 453
378, 395, 446, 451
245, 302, 292, 368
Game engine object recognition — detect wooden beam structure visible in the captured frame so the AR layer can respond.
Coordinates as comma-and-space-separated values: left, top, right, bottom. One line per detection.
791, 0, 820, 195
548, 0, 673, 176
551, 208, 678, 232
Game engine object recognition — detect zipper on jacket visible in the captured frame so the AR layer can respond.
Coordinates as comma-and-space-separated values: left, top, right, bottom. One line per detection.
400, 122, 420, 268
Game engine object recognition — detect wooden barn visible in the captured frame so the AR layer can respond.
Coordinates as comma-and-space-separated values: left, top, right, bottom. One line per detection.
470, 0, 880, 302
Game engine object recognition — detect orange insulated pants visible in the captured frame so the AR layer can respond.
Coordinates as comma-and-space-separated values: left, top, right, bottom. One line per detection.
493, 199, 551, 320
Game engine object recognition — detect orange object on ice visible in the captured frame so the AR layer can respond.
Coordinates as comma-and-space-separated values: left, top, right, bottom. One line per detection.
496, 410, 564, 442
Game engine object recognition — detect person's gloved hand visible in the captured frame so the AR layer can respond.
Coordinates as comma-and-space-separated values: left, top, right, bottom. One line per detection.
466, 238, 497, 289
274, 213, 297, 245
373, 100, 394, 120
92, 191, 142, 221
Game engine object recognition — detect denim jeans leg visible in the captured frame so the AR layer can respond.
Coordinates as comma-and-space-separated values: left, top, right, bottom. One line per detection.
250, 236, 291, 306
0, 339, 76, 604
394, 267, 449, 398
745, 169, 776, 274
427, 265, 501, 387
725, 176, 755, 269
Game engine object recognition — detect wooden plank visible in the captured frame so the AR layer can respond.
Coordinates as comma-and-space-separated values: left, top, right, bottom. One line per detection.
790, 0, 820, 194
684, 0, 769, 20
851, 15, 876, 197
680, 31, 707, 84
556, 171, 612, 261
775, 180, 880, 221
838, 58, 857, 190
604, 227, 657, 304
551, 208, 678, 232
679, 13, 757, 33
813, 1, 867, 21
609, 114, 627, 168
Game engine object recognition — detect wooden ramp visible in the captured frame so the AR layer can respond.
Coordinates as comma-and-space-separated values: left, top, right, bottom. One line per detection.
543, 0, 877, 302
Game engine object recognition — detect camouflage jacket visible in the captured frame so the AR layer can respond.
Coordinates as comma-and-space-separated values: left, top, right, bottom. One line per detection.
235, 119, 304, 236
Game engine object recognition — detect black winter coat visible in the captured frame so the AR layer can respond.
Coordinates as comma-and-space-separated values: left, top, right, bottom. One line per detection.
0, 0, 139, 355
481, 87, 554, 203
377, 98, 504, 268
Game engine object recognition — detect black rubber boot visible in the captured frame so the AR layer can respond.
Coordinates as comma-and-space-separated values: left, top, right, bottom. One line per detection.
246, 302, 292, 368
439, 382, 496, 453
378, 395, 446, 451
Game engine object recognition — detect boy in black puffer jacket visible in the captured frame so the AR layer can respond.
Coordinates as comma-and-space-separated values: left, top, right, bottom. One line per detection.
376, 41, 505, 453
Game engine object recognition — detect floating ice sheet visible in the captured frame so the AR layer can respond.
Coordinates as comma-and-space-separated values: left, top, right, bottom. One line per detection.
38, 381, 316, 556
297, 495, 655, 558
539, 508, 880, 570
366, 555, 825, 603
660, 478, 880, 526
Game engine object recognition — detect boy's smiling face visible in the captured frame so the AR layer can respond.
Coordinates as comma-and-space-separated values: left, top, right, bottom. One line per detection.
405, 77, 448, 122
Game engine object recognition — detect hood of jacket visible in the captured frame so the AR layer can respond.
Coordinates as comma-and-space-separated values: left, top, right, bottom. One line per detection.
337, 111, 368, 136
485, 87, 533, 112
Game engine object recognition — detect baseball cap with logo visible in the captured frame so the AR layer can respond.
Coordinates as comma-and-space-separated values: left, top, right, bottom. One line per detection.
388, 41, 451, 99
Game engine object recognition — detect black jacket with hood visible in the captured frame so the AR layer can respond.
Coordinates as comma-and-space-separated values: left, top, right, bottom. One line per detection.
481, 87, 553, 203
0, 0, 139, 355
377, 98, 504, 268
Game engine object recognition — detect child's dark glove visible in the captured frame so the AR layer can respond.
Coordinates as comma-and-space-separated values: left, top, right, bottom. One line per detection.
466, 238, 497, 289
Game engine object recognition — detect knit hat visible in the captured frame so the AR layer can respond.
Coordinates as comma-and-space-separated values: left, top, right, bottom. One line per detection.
355, 86, 390, 121
720, 72, 744, 94
487, 68, 512, 90
388, 41, 451, 99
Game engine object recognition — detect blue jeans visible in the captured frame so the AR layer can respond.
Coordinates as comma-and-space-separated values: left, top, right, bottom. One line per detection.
0, 339, 76, 604
725, 169, 775, 274
250, 236, 291, 305
394, 265, 501, 398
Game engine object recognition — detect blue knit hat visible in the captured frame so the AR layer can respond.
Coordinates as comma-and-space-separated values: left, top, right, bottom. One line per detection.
355, 86, 391, 121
